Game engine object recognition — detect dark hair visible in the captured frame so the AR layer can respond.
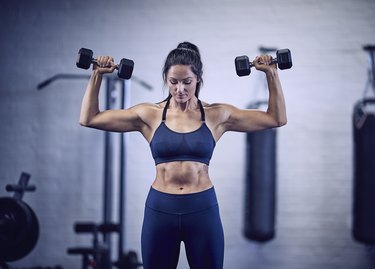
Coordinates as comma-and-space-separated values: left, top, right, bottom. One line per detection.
162, 41, 203, 98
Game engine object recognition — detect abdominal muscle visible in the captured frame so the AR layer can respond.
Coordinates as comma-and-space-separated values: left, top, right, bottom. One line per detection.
152, 161, 213, 194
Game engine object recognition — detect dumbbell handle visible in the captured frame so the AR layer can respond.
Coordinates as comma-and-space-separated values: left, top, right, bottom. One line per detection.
91, 59, 119, 70
248, 58, 278, 68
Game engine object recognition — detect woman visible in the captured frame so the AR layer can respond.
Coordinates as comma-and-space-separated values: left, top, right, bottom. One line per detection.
79, 41, 286, 269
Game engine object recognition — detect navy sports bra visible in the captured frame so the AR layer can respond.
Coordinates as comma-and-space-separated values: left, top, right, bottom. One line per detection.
150, 97, 216, 165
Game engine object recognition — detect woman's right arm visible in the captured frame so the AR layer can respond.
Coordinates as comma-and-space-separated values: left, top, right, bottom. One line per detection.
79, 56, 143, 133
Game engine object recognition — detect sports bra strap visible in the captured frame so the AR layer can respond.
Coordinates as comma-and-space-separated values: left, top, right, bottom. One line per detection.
162, 96, 172, 121
162, 96, 205, 122
197, 99, 205, 122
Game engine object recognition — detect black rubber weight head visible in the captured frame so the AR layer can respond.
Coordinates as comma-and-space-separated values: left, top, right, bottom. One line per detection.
76, 48, 93, 70
118, 58, 134, 79
276, 49, 292, 70
235, 55, 251, 76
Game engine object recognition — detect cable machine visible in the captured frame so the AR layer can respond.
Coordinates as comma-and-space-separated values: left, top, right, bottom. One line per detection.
38, 73, 152, 268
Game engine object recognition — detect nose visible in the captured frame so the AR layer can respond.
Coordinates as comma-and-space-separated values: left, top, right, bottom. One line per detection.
176, 82, 185, 93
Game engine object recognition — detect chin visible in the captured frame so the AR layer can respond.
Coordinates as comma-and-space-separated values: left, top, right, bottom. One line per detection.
175, 96, 188, 102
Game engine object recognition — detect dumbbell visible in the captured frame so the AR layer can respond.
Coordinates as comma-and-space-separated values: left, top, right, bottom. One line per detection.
235, 48, 292, 76
76, 48, 134, 79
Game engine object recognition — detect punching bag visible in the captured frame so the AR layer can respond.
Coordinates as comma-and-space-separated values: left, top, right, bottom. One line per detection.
352, 98, 375, 245
244, 128, 277, 242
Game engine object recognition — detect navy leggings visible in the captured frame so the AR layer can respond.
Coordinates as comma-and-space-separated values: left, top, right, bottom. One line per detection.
141, 187, 224, 269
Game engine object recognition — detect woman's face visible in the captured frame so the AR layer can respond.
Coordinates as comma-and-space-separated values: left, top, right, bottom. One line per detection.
167, 65, 198, 103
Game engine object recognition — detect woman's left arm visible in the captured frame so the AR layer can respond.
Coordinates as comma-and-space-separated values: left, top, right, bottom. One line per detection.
221, 55, 287, 133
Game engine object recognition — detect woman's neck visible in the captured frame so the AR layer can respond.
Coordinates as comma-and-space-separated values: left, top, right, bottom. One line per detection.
169, 97, 199, 112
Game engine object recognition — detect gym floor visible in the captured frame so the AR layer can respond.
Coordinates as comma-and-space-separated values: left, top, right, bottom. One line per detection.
1, 0, 375, 268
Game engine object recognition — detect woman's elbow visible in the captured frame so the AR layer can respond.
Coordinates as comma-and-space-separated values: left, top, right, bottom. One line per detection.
79, 121, 87, 127
277, 117, 287, 127
79, 114, 97, 127
79, 118, 92, 127
271, 116, 287, 128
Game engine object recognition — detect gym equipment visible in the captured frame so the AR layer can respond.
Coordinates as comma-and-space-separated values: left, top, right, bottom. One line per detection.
244, 126, 277, 242
67, 222, 118, 269
76, 48, 134, 80
352, 44, 375, 246
67, 222, 142, 269
0, 172, 39, 262
243, 46, 280, 243
235, 48, 292, 76
114, 251, 142, 269
38, 73, 149, 269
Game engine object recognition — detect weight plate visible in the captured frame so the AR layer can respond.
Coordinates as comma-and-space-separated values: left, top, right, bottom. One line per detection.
0, 198, 39, 262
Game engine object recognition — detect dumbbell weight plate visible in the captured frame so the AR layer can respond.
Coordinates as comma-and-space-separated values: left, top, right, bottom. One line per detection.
118, 58, 134, 80
235, 55, 251, 76
76, 48, 94, 70
0, 197, 39, 262
276, 49, 292, 70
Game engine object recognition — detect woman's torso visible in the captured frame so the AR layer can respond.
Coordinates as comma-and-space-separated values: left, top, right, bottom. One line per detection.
142, 98, 224, 194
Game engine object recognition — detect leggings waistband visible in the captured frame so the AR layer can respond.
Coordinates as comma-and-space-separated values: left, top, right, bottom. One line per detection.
145, 187, 218, 215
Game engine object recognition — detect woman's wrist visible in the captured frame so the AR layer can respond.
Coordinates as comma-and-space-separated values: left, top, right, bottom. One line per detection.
265, 67, 278, 78
92, 69, 103, 77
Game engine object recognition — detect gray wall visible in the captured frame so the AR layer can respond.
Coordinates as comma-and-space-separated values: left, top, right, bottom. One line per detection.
1, 0, 375, 268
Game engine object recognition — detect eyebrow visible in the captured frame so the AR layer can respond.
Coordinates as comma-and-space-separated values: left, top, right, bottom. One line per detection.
169, 77, 193, 80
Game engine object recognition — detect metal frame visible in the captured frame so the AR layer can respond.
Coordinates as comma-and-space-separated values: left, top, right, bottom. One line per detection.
37, 73, 152, 262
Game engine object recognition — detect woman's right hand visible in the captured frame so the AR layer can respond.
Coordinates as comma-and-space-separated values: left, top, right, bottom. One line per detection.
93, 56, 117, 74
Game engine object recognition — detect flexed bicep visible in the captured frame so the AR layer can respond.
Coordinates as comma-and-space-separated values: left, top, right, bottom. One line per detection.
219, 104, 282, 134
82, 108, 142, 132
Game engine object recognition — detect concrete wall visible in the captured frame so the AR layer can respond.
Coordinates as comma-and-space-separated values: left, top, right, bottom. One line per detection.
1, 0, 375, 268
